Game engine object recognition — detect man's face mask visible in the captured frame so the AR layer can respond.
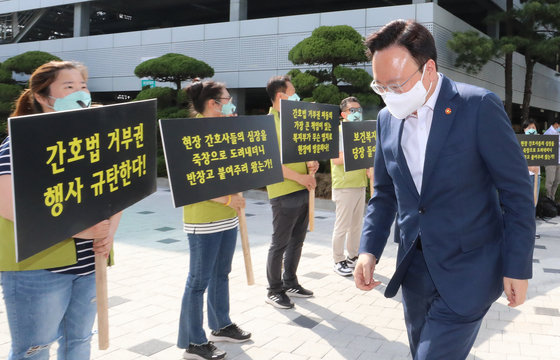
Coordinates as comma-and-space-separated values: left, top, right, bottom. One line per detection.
380, 64, 432, 119
288, 93, 300, 101
346, 108, 363, 122
49, 91, 91, 111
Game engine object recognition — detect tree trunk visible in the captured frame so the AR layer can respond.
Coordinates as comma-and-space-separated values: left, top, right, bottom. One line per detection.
521, 54, 535, 124
504, 0, 513, 121
175, 80, 182, 92
331, 63, 338, 86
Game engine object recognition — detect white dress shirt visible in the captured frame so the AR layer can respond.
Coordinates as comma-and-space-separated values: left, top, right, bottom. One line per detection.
401, 73, 443, 194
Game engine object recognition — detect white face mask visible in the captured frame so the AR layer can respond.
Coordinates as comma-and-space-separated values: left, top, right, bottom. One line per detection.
381, 65, 432, 119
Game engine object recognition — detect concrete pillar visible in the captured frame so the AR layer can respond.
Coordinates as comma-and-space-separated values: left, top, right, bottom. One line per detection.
230, 88, 246, 115
74, 3, 90, 37
12, 12, 19, 38
230, 0, 248, 21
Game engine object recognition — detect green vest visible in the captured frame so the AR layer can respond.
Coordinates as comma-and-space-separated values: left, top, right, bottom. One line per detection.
0, 216, 76, 271
331, 163, 367, 189
266, 107, 307, 199
331, 125, 367, 189
183, 200, 237, 224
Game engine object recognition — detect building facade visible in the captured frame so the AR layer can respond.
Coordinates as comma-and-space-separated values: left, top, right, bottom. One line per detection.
0, 0, 559, 124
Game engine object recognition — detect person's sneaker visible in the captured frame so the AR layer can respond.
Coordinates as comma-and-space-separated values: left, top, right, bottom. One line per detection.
333, 260, 353, 277
346, 256, 359, 269
284, 285, 313, 298
209, 323, 251, 343
183, 341, 226, 360
265, 291, 294, 309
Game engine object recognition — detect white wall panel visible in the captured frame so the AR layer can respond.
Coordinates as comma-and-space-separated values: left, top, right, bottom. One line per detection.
239, 35, 277, 71
0, 2, 557, 112
203, 38, 239, 72
172, 25, 204, 42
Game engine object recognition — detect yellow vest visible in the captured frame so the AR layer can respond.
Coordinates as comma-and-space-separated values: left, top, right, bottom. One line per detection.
0, 216, 76, 271
183, 200, 237, 223
266, 107, 308, 199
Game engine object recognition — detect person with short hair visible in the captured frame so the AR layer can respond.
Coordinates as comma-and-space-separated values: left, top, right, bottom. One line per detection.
177, 80, 251, 360
0, 61, 121, 360
354, 20, 535, 359
330, 97, 371, 276
264, 75, 318, 309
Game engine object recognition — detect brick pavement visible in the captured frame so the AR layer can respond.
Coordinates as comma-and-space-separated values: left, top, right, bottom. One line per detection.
1, 184, 559, 359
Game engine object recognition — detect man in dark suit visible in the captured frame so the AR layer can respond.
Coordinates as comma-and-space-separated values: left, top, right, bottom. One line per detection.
354, 20, 535, 359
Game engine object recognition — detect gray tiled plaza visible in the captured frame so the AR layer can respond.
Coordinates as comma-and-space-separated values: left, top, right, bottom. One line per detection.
1, 182, 559, 359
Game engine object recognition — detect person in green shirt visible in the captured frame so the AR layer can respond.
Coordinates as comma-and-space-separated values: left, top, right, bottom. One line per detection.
178, 80, 251, 360
264, 75, 319, 309
0, 61, 121, 360
330, 97, 372, 276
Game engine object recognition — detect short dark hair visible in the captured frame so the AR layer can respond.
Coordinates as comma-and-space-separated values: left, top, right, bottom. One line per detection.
184, 80, 226, 114
266, 75, 291, 104
340, 96, 360, 112
365, 19, 438, 70
522, 119, 537, 130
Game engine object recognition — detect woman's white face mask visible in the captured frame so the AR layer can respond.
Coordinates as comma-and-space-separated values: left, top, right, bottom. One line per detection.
381, 64, 432, 119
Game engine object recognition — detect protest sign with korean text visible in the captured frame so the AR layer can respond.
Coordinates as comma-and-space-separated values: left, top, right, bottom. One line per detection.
160, 115, 283, 207
342, 120, 376, 172
517, 134, 559, 166
280, 100, 339, 163
9, 99, 157, 261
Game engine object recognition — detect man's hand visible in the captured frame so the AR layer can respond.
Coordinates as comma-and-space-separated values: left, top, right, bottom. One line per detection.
503, 277, 528, 307
354, 253, 382, 291
306, 160, 319, 175
297, 174, 316, 191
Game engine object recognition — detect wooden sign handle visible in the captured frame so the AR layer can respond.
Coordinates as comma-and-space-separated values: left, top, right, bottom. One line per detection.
533, 174, 539, 207
308, 163, 318, 232
308, 189, 315, 232
237, 193, 255, 285
95, 251, 109, 350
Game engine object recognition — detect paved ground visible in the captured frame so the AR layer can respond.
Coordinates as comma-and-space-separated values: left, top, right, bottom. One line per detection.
1, 182, 559, 360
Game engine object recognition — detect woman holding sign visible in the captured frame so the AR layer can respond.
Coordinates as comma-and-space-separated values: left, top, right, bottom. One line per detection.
178, 80, 251, 360
0, 61, 121, 359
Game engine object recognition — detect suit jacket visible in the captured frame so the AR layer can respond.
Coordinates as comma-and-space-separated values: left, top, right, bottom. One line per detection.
359, 75, 535, 316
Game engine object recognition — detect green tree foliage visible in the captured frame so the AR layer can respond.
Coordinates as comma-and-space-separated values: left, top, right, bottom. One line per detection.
134, 53, 214, 91
287, 26, 380, 109
3, 51, 62, 75
447, 31, 502, 74
134, 86, 191, 119
289, 25, 367, 85
135, 87, 176, 109
447, 0, 560, 123
0, 63, 13, 84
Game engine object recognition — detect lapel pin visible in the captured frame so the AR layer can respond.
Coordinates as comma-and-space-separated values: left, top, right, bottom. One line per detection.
445, 107, 452, 115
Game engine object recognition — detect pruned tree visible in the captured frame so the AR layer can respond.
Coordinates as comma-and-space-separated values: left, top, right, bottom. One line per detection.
3, 51, 62, 75
288, 25, 380, 108
134, 53, 214, 91
448, 0, 560, 123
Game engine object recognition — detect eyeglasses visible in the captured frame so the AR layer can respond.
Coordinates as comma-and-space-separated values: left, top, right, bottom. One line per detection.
346, 107, 362, 114
215, 96, 233, 103
370, 65, 423, 95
